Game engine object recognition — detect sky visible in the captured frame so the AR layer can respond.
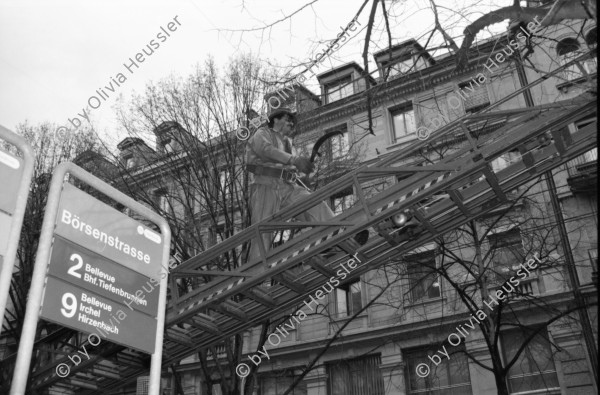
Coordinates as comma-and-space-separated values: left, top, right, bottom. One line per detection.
0, 0, 506, 147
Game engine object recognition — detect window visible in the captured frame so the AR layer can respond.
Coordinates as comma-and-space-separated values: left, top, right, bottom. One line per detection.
211, 383, 223, 395
331, 188, 355, 215
575, 117, 597, 162
322, 124, 349, 160
325, 76, 353, 103
327, 355, 385, 395
589, 249, 598, 269
490, 151, 521, 173
406, 250, 441, 302
154, 189, 169, 213
125, 155, 136, 169
501, 327, 560, 393
160, 137, 176, 154
336, 279, 362, 317
391, 105, 416, 142
214, 225, 225, 244
192, 193, 203, 215
382, 58, 414, 78
584, 28, 597, 74
405, 346, 473, 395
488, 228, 525, 283
260, 369, 307, 395
557, 38, 583, 80
458, 81, 490, 113
331, 132, 350, 159
219, 169, 231, 197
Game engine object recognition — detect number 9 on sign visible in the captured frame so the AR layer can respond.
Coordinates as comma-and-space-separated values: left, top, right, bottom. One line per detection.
61, 293, 77, 318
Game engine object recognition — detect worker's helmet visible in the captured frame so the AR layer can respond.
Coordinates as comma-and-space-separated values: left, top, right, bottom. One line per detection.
267, 107, 296, 125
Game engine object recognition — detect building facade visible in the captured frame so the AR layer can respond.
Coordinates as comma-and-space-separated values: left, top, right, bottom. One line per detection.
113, 16, 597, 395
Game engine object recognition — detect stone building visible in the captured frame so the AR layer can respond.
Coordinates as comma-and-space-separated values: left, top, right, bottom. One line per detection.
112, 16, 597, 395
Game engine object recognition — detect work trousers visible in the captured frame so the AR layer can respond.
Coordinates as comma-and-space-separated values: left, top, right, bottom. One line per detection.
249, 181, 334, 262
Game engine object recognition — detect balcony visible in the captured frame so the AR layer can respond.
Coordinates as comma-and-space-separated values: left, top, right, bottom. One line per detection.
566, 148, 597, 194
489, 271, 539, 300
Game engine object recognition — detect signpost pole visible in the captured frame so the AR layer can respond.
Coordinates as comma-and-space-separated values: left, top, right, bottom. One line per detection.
10, 160, 65, 395
150, 223, 171, 394
0, 125, 34, 337
10, 162, 171, 395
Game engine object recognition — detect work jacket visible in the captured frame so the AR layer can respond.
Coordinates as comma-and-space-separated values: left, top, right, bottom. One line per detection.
245, 126, 298, 186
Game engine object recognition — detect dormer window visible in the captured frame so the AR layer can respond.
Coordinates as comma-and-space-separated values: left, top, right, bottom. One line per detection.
557, 38, 583, 80
382, 58, 414, 78
325, 76, 353, 104
125, 155, 136, 169
374, 39, 433, 81
584, 27, 597, 74
160, 137, 175, 154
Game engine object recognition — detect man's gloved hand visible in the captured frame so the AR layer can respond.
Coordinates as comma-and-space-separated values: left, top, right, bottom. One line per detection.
298, 175, 312, 190
292, 156, 314, 174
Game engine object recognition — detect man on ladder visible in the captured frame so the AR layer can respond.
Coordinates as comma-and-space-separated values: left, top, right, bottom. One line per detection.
245, 107, 367, 261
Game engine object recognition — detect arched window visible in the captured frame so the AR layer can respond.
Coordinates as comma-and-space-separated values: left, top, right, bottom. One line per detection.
556, 37, 582, 80
584, 27, 597, 74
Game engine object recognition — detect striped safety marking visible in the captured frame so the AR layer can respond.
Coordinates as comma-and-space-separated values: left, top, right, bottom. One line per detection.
268, 227, 345, 269
177, 172, 453, 315
374, 172, 453, 215
177, 278, 245, 315
177, 228, 346, 314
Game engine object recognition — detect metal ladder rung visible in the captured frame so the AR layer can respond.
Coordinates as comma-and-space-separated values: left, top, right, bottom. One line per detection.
481, 166, 508, 203
188, 316, 221, 335
411, 209, 437, 235
242, 287, 276, 307
165, 328, 194, 347
307, 255, 337, 278
272, 272, 304, 293
211, 300, 248, 321
448, 189, 469, 217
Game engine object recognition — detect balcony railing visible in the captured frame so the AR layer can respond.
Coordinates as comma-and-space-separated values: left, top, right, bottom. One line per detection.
566, 148, 597, 194
565, 148, 597, 177
489, 276, 538, 300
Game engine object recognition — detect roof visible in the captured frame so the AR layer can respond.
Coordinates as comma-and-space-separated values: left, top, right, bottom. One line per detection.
316, 61, 377, 85
373, 38, 435, 65
373, 38, 421, 58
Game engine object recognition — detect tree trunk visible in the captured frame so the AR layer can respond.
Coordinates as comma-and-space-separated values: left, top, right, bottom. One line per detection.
494, 372, 510, 395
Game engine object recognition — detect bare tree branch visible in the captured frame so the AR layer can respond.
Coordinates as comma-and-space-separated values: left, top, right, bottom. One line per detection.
456, 0, 595, 68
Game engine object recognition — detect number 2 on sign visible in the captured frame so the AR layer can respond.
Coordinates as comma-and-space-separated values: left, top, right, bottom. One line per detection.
67, 253, 83, 278
61, 293, 77, 318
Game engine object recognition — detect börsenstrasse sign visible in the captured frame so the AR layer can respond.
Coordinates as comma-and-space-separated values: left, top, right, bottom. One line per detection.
40, 183, 167, 354
54, 184, 163, 278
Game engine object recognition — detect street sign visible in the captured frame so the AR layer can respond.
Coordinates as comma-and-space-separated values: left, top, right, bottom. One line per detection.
11, 162, 171, 395
0, 125, 34, 347
47, 236, 160, 316
54, 183, 163, 278
39, 182, 167, 353
40, 277, 157, 353
0, 148, 23, 215
0, 211, 11, 256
